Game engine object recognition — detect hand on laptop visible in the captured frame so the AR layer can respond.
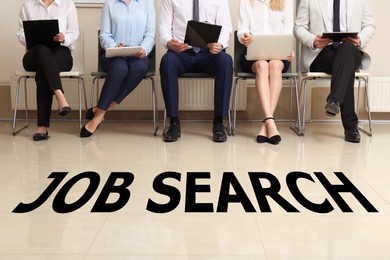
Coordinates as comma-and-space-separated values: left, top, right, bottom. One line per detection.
53, 32, 65, 43
240, 33, 252, 47
287, 50, 295, 62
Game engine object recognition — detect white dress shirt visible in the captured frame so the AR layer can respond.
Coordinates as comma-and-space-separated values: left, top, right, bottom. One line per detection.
158, 0, 232, 49
237, 0, 293, 42
328, 0, 347, 32
17, 0, 79, 50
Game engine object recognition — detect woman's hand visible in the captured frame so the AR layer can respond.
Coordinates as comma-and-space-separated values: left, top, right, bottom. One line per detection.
240, 33, 252, 47
53, 32, 65, 43
287, 50, 295, 62
134, 48, 146, 58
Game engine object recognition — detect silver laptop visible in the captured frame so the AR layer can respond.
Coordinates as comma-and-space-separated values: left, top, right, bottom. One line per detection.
245, 34, 294, 61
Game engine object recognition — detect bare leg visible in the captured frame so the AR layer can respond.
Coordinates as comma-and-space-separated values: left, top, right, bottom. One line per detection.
252, 60, 270, 137
84, 101, 117, 133
53, 89, 69, 109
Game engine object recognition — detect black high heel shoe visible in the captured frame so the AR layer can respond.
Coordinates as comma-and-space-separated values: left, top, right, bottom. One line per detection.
263, 117, 281, 145
85, 106, 97, 120
57, 106, 71, 116
256, 119, 269, 143
33, 131, 49, 141
80, 122, 102, 138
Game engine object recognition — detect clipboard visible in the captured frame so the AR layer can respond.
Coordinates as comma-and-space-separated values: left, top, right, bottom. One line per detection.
23, 19, 60, 50
321, 32, 358, 42
105, 46, 143, 58
184, 20, 222, 49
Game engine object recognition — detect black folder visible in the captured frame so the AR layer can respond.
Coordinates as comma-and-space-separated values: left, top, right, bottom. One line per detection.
321, 32, 358, 42
184, 20, 222, 49
23, 19, 60, 50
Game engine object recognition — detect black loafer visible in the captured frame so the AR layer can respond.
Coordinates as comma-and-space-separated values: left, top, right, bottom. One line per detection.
344, 128, 361, 143
213, 122, 227, 142
256, 135, 268, 143
325, 99, 339, 117
163, 122, 181, 142
33, 131, 49, 141
57, 106, 71, 116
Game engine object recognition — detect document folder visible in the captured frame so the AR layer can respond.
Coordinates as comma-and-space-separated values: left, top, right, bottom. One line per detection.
321, 32, 358, 42
105, 46, 143, 58
23, 19, 60, 50
184, 20, 222, 49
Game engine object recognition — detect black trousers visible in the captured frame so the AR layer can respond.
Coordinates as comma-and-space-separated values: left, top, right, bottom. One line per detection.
23, 45, 73, 127
310, 42, 363, 130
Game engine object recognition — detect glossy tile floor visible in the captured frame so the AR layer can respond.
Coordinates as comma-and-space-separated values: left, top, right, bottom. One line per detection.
0, 119, 390, 259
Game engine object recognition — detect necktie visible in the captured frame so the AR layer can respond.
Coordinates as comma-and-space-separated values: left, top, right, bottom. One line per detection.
193, 0, 200, 53
333, 0, 340, 47
333, 0, 340, 32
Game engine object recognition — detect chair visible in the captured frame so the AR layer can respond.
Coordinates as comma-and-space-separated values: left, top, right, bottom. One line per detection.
231, 31, 301, 136
299, 70, 372, 136
90, 34, 159, 135
162, 74, 232, 136
12, 32, 87, 135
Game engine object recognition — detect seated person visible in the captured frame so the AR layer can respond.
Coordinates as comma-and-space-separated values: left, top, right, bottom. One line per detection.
158, 0, 233, 143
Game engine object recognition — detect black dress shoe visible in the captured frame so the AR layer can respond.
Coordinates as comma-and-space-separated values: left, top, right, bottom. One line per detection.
163, 122, 181, 142
344, 128, 361, 143
256, 135, 268, 143
325, 99, 339, 117
85, 107, 96, 120
33, 131, 49, 141
213, 122, 227, 142
57, 106, 71, 116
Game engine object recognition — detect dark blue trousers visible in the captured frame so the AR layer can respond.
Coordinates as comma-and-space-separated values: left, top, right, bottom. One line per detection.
159, 49, 233, 118
98, 54, 150, 110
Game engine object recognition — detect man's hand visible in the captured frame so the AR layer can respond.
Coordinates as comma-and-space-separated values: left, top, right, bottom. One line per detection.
167, 38, 189, 53
207, 42, 223, 54
343, 35, 361, 47
314, 34, 332, 49
240, 33, 252, 47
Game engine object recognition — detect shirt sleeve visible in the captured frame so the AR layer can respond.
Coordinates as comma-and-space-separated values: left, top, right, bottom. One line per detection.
215, 0, 232, 48
17, 4, 27, 46
158, 0, 174, 48
139, 0, 156, 56
62, 1, 80, 50
237, 0, 250, 44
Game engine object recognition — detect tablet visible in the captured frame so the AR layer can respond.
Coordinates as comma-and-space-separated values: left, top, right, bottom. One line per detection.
245, 34, 294, 61
321, 32, 358, 42
105, 46, 143, 58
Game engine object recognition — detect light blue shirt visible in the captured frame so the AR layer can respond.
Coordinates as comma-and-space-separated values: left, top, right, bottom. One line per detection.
99, 0, 155, 55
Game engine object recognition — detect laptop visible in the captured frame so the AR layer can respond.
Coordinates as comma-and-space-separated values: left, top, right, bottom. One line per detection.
245, 34, 294, 61
22, 19, 60, 50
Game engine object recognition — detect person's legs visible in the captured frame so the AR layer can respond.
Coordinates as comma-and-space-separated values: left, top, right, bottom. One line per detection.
22, 45, 72, 135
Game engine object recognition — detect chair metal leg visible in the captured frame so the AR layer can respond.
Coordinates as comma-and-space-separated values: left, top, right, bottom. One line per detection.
12, 76, 29, 135
150, 77, 159, 136
288, 76, 303, 136
357, 76, 372, 136
299, 77, 310, 136
231, 77, 241, 136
